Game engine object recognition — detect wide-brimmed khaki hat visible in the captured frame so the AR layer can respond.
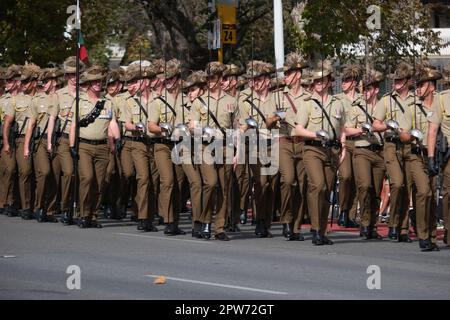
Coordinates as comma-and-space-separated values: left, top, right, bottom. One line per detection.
310, 59, 334, 81
223, 64, 244, 77
362, 69, 384, 87
300, 68, 313, 85
416, 64, 442, 84
124, 64, 152, 82
39, 68, 64, 81
284, 52, 308, 73
341, 64, 363, 81
80, 65, 106, 84
3, 65, 22, 80
439, 65, 450, 84
165, 58, 182, 79
63, 56, 85, 74
20, 63, 41, 81
246, 60, 274, 78
206, 61, 226, 77
107, 68, 126, 84
390, 61, 414, 80
183, 70, 207, 90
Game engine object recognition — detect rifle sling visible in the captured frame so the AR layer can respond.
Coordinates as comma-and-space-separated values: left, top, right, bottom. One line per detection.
133, 97, 149, 118
283, 92, 297, 114
311, 98, 338, 141
197, 97, 226, 135
355, 103, 384, 144
243, 98, 267, 124
157, 97, 177, 117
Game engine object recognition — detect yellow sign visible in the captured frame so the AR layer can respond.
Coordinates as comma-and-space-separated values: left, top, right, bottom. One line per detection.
217, 4, 237, 45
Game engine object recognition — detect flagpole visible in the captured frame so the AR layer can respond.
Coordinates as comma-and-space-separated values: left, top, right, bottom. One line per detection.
71, 0, 81, 223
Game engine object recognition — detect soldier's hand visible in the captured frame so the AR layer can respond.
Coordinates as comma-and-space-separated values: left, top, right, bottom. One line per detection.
2, 143, 11, 155
428, 157, 439, 176
70, 147, 79, 160
47, 142, 52, 154
399, 130, 411, 143
24, 147, 30, 159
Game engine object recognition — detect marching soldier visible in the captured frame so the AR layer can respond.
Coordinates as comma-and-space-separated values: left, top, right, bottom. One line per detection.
335, 65, 363, 228
148, 58, 186, 236
295, 59, 346, 245
102, 68, 127, 219
238, 60, 279, 238
345, 69, 385, 239
428, 64, 450, 247
221, 64, 243, 232
1, 65, 22, 217
406, 63, 440, 251
23, 68, 62, 222
3, 63, 41, 220
48, 56, 85, 225
121, 64, 158, 231
373, 61, 416, 242
278, 52, 310, 241
188, 62, 236, 241
68, 65, 117, 228
179, 70, 205, 238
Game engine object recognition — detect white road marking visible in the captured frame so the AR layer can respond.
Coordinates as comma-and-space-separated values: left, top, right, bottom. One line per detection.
145, 274, 288, 295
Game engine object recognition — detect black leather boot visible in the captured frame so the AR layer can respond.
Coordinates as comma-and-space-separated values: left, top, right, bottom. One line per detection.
192, 221, 202, 238
337, 210, 347, 226
388, 227, 398, 240
200, 223, 211, 239
240, 209, 247, 224
282, 223, 292, 238
21, 209, 33, 220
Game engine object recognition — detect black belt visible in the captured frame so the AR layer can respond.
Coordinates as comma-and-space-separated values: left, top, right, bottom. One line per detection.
153, 138, 174, 145
130, 136, 149, 144
385, 136, 401, 143
356, 144, 383, 152
79, 138, 107, 145
346, 136, 359, 141
305, 140, 342, 149
411, 145, 427, 155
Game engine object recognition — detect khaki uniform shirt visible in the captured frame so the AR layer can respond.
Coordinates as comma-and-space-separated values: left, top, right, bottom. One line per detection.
238, 91, 278, 139
56, 86, 76, 135
283, 87, 311, 137
0, 92, 12, 122
411, 96, 435, 147
373, 91, 415, 137
122, 91, 155, 138
428, 89, 450, 141
72, 92, 114, 140
5, 92, 35, 134
147, 91, 187, 127
106, 92, 128, 137
29, 92, 58, 132
190, 91, 236, 139
296, 92, 346, 141
346, 99, 383, 147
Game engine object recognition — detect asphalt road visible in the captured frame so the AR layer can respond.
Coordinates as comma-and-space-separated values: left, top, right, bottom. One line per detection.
0, 213, 449, 300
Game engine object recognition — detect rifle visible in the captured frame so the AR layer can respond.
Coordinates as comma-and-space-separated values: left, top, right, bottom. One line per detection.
9, 121, 19, 151
330, 174, 339, 228
50, 117, 62, 159
435, 130, 449, 219
29, 125, 41, 156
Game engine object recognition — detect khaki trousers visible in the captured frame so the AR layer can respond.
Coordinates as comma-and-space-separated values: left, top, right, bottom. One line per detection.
384, 142, 411, 234
278, 140, 307, 233
0, 147, 16, 207
353, 147, 385, 228
120, 140, 137, 215
15, 137, 33, 211
338, 141, 358, 219
33, 139, 56, 214
78, 142, 109, 219
303, 145, 338, 236
249, 149, 275, 229
154, 142, 183, 225
408, 151, 432, 240
235, 164, 250, 211
199, 146, 231, 233
49, 137, 73, 212
442, 160, 450, 232
182, 162, 202, 222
